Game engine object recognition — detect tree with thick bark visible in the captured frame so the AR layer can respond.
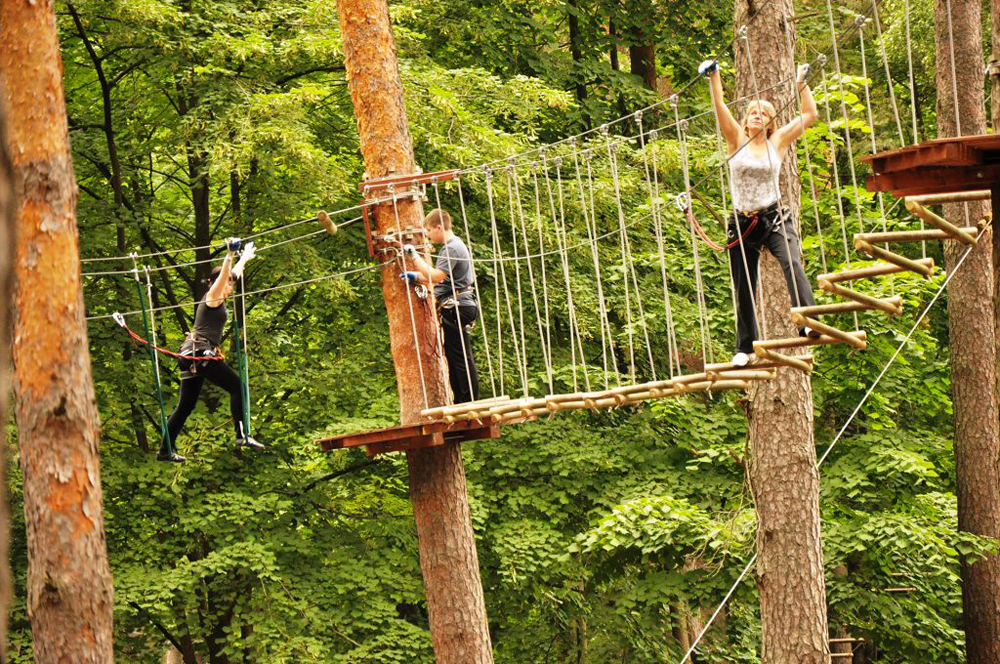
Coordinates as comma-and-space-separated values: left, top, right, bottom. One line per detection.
732, 0, 829, 660
337, 0, 493, 662
934, 0, 1000, 661
0, 1, 115, 661
0, 86, 16, 659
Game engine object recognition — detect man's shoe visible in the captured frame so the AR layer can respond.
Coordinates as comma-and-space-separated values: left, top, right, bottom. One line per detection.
156, 451, 186, 463
731, 352, 753, 367
236, 436, 265, 450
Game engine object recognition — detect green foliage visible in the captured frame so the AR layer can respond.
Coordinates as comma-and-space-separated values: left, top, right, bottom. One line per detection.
3, 0, 987, 662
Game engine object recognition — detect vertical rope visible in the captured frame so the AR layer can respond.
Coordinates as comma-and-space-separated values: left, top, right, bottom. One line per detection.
233, 266, 252, 438
945, 0, 962, 136
819, 65, 861, 331
673, 100, 713, 363
484, 171, 507, 395
904, 0, 920, 143
457, 176, 499, 398
391, 190, 431, 410
572, 148, 611, 390
555, 157, 592, 391
603, 127, 637, 381
433, 179, 476, 403
870, 0, 907, 147
858, 19, 895, 295
487, 170, 529, 397
530, 167, 556, 393
585, 150, 622, 387
650, 137, 682, 375
504, 166, 531, 389
137, 262, 171, 451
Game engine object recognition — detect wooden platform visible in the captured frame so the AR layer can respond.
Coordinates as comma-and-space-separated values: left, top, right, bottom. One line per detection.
863, 134, 1000, 198
317, 419, 500, 455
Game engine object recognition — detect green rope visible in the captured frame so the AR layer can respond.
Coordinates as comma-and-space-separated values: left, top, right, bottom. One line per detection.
232, 278, 252, 438
134, 275, 171, 453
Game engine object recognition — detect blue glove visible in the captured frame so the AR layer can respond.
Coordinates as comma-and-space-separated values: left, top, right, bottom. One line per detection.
698, 59, 718, 78
401, 271, 420, 285
226, 237, 242, 252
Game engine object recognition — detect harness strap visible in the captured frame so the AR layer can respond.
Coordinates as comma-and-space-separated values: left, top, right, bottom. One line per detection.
687, 206, 761, 252
113, 313, 225, 361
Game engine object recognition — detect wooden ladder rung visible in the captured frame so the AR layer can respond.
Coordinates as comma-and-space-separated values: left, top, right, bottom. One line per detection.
421, 395, 512, 419
703, 357, 812, 372
755, 331, 866, 350
906, 189, 990, 204
790, 314, 867, 349
905, 200, 978, 245
791, 297, 902, 317
819, 281, 904, 314
820, 258, 934, 284
855, 227, 978, 244
704, 368, 776, 382
854, 239, 935, 278
753, 347, 812, 372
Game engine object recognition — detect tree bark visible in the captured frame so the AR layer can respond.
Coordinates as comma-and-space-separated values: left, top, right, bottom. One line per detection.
733, 0, 829, 661
0, 79, 16, 661
0, 1, 115, 662
336, 1, 493, 662
935, 1, 1000, 661
567, 0, 589, 127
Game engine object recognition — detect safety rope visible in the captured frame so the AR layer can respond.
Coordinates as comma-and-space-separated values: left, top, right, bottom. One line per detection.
132, 261, 171, 453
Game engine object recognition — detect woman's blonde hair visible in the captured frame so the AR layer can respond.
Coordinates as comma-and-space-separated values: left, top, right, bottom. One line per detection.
741, 100, 777, 138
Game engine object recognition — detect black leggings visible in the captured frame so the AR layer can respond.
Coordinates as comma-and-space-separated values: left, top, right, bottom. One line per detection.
161, 359, 245, 455
728, 206, 816, 354
440, 303, 480, 405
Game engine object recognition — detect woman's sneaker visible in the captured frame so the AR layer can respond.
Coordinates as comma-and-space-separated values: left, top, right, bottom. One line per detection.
236, 436, 265, 450
731, 352, 754, 367
156, 451, 187, 463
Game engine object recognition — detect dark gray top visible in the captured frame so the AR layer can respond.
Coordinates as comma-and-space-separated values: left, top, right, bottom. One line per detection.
434, 236, 476, 305
189, 298, 228, 348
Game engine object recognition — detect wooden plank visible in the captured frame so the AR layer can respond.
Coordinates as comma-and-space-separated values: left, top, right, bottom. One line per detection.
703, 357, 813, 372
752, 347, 812, 372
820, 258, 934, 283
791, 298, 901, 316
754, 331, 866, 350
318, 419, 490, 451
868, 141, 982, 174
855, 228, 977, 243
820, 280, 912, 314
854, 239, 935, 277
421, 395, 511, 419
905, 200, 978, 244
790, 314, 867, 349
366, 431, 445, 456
906, 190, 990, 204
867, 164, 1000, 197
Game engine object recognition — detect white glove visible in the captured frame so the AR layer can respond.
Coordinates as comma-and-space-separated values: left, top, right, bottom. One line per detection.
402, 243, 416, 257
231, 241, 256, 279
796, 63, 811, 86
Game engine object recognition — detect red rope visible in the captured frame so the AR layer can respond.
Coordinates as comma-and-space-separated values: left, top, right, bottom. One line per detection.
117, 319, 225, 362
686, 206, 759, 252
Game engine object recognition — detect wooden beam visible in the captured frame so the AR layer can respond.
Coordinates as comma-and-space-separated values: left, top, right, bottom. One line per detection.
754, 331, 867, 350
906, 190, 990, 204
905, 200, 979, 245
820, 258, 934, 283
855, 228, 977, 243
820, 280, 912, 314
791, 298, 901, 316
790, 314, 867, 349
854, 239, 935, 277
867, 164, 1000, 197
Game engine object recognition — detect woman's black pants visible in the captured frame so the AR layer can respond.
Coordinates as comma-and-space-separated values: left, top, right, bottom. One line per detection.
440, 303, 480, 404
161, 359, 245, 455
727, 206, 816, 354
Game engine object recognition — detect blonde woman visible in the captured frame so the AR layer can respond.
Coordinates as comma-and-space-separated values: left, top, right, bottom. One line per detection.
700, 59, 819, 366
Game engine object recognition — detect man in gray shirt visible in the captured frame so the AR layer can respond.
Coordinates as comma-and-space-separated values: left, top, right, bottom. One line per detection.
403, 208, 480, 403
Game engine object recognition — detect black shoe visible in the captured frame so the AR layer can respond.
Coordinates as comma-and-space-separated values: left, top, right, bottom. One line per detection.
236, 436, 265, 450
156, 451, 187, 463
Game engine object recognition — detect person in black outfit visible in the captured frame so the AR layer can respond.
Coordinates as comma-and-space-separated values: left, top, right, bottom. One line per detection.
402, 208, 480, 404
158, 241, 263, 462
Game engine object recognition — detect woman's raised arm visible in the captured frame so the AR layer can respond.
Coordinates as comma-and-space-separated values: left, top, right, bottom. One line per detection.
701, 60, 744, 154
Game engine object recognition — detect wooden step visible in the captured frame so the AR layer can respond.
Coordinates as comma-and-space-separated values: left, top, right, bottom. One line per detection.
422, 395, 512, 420
854, 239, 934, 277
790, 314, 867, 349
906, 189, 989, 204
791, 297, 902, 317
855, 227, 978, 244
703, 357, 813, 373
819, 281, 907, 314
819, 258, 934, 284
753, 346, 812, 372
754, 330, 866, 350
905, 200, 978, 245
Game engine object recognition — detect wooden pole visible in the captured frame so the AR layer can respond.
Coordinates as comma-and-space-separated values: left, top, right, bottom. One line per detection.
1, 1, 115, 661
335, 2, 493, 661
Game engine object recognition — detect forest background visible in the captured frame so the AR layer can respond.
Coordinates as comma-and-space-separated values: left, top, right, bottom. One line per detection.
3, 0, 987, 661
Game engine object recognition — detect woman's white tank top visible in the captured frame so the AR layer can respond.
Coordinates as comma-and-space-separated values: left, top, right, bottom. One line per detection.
728, 139, 782, 213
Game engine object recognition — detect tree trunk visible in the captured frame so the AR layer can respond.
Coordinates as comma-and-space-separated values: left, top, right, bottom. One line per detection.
567, 0, 589, 127
733, 0, 828, 661
0, 1, 115, 662
935, 1, 1000, 661
336, 1, 493, 662
0, 77, 16, 660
